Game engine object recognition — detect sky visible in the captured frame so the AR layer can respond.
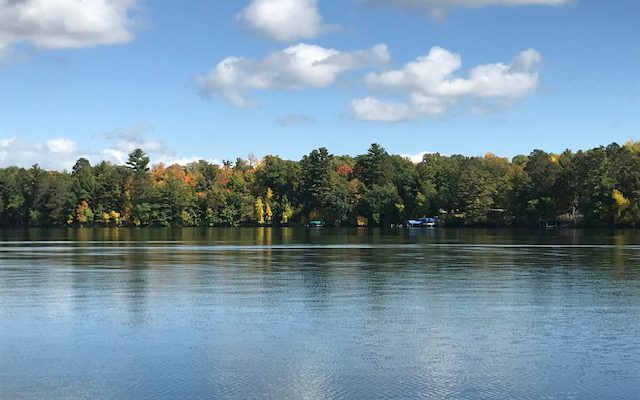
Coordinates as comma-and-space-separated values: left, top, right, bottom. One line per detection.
0, 0, 638, 170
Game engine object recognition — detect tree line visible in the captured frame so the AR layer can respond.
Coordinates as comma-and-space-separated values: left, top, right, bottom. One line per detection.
1, 142, 639, 228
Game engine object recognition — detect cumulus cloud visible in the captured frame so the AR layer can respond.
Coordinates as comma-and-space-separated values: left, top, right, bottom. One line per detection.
276, 113, 316, 126
197, 43, 389, 107
364, 0, 569, 19
350, 97, 416, 122
46, 137, 77, 154
0, 0, 138, 58
350, 47, 541, 122
238, 0, 331, 42
0, 137, 85, 170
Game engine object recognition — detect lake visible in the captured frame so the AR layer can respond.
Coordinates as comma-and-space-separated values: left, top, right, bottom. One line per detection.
0, 228, 639, 399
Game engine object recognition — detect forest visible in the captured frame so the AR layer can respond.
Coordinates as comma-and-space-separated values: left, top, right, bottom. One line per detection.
0, 142, 639, 228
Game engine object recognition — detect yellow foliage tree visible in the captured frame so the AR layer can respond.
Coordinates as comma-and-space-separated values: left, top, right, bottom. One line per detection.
612, 189, 630, 223
110, 210, 122, 226
356, 215, 368, 227
280, 196, 293, 225
624, 140, 640, 154
265, 203, 273, 224
75, 200, 94, 225
254, 197, 265, 225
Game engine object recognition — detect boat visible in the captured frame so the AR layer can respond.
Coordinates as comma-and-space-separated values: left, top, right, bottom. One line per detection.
404, 217, 437, 228
307, 220, 324, 227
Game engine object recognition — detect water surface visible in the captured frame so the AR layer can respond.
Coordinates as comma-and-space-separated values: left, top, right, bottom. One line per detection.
1, 228, 639, 399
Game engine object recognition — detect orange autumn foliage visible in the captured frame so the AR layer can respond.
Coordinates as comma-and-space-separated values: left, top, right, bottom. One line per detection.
336, 164, 353, 176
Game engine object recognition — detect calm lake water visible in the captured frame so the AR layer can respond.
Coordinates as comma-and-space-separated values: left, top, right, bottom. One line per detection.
0, 228, 639, 399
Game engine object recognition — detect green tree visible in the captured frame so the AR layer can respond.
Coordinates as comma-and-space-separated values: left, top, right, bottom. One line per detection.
361, 183, 399, 225
354, 143, 389, 188
126, 148, 150, 173
300, 147, 333, 217
255, 156, 300, 203
71, 158, 96, 204
573, 147, 615, 225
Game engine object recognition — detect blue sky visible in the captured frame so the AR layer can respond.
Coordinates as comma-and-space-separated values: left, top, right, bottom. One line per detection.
0, 0, 638, 169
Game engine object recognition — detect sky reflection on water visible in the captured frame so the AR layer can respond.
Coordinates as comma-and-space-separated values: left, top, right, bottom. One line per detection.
0, 228, 639, 399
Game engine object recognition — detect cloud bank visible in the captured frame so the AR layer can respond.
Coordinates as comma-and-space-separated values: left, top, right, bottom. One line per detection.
351, 47, 541, 121
197, 43, 390, 107
0, 126, 215, 170
0, 137, 83, 170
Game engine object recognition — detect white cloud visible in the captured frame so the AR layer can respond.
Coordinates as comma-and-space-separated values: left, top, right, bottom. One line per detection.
364, 0, 569, 19
165, 156, 221, 166
0, 0, 138, 58
350, 97, 416, 122
46, 137, 77, 154
351, 47, 541, 122
197, 43, 389, 107
0, 137, 84, 170
0, 127, 216, 170
401, 150, 434, 163
276, 113, 316, 126
101, 126, 220, 166
238, 0, 329, 42
100, 125, 175, 164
